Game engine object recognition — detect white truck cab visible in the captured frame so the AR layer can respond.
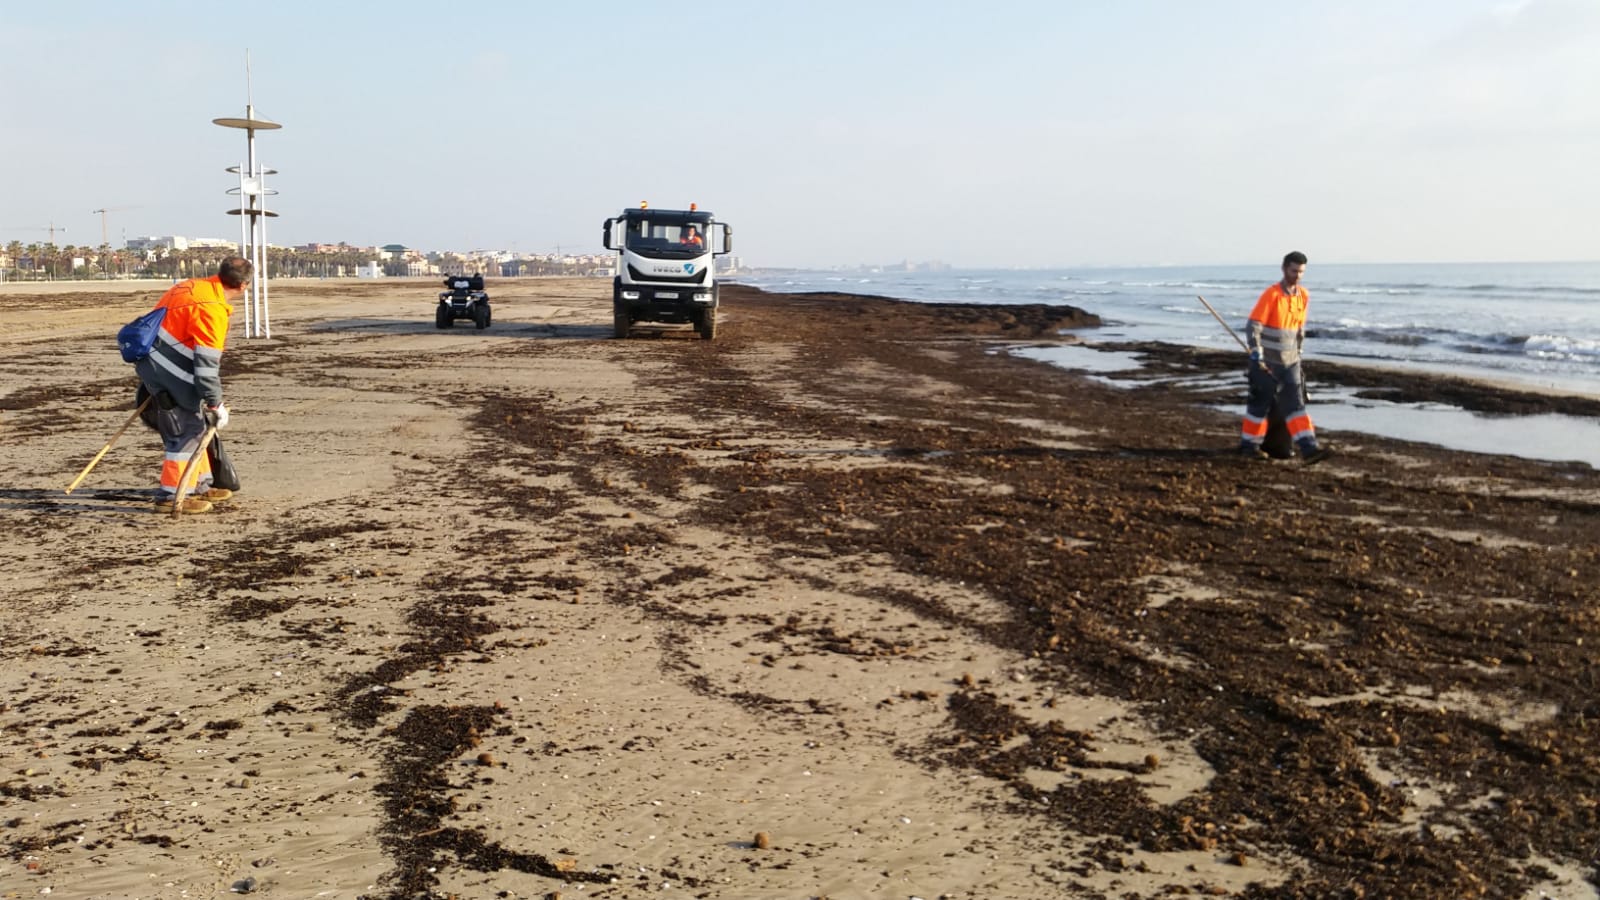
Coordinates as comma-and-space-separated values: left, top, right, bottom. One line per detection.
603, 202, 732, 340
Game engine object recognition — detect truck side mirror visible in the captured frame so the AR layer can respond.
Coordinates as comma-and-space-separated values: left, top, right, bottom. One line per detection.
719, 224, 733, 255
602, 219, 616, 251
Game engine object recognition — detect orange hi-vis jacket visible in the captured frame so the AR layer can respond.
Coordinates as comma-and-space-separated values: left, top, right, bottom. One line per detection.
134, 276, 234, 411
1245, 282, 1309, 367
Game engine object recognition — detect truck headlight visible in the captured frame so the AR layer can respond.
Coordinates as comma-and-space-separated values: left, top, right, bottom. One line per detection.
693, 292, 712, 302
621, 290, 640, 300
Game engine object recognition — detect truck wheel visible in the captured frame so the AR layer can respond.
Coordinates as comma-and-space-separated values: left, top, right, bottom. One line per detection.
696, 308, 717, 340
473, 303, 490, 330
613, 303, 631, 339
436, 304, 452, 329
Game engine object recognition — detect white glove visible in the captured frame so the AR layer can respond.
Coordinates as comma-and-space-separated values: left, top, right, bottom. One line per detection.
207, 404, 230, 430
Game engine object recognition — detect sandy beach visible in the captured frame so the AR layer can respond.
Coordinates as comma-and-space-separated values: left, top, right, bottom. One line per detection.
2, 277, 1598, 900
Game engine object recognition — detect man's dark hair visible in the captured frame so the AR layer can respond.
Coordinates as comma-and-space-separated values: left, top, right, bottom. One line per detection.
1283, 251, 1308, 267
217, 256, 253, 289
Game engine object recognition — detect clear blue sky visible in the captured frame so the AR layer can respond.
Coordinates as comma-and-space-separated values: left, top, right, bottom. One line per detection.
3, 1, 1597, 268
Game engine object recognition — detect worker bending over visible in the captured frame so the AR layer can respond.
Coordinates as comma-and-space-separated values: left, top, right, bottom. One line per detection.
136, 257, 250, 514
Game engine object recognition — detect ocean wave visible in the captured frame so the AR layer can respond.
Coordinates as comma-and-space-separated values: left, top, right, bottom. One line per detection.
1332, 316, 1412, 330
1521, 334, 1600, 360
1333, 281, 1600, 298
1313, 322, 1447, 347
1121, 280, 1254, 289
1332, 287, 1415, 295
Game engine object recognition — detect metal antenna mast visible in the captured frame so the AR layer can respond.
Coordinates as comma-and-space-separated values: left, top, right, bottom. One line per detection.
213, 50, 282, 338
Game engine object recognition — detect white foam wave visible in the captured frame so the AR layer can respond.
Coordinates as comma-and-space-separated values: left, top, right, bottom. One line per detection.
1333, 316, 1409, 330
1524, 334, 1600, 359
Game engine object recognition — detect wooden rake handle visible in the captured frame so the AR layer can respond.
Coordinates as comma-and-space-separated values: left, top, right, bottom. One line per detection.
1197, 295, 1277, 383
65, 396, 153, 494
170, 425, 219, 519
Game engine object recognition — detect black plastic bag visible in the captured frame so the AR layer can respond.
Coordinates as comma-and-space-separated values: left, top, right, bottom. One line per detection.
139, 382, 240, 489
135, 383, 159, 431
208, 433, 242, 492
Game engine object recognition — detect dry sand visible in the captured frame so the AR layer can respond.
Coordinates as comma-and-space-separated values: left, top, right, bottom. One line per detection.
2, 277, 1597, 899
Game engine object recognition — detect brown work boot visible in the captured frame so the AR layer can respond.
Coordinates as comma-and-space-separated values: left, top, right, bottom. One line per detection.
154, 496, 213, 514
195, 488, 233, 502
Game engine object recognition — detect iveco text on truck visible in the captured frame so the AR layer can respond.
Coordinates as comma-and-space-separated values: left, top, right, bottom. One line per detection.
603, 202, 732, 340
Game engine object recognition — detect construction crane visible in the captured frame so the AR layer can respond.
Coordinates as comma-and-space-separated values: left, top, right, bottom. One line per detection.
91, 206, 139, 248
1, 223, 68, 245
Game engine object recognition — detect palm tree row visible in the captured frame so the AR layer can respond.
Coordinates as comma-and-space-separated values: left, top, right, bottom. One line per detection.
2, 243, 603, 282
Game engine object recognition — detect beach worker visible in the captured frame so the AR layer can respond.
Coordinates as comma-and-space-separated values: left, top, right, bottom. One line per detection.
679, 225, 704, 248
135, 256, 251, 513
1239, 251, 1331, 464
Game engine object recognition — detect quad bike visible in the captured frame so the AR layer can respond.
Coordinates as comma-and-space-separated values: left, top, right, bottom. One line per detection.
437, 274, 492, 329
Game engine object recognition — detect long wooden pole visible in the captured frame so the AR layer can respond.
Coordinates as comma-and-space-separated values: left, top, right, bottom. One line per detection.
170, 425, 218, 518
1196, 294, 1251, 352
64, 396, 153, 494
1197, 295, 1276, 381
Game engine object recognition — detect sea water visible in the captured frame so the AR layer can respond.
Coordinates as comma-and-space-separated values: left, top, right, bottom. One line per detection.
743, 261, 1600, 466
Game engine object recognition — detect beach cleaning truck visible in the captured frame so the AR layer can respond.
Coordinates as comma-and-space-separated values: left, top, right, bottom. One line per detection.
602, 202, 732, 340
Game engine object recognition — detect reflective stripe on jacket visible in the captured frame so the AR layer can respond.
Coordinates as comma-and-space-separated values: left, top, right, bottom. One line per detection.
1244, 283, 1308, 367
134, 276, 233, 411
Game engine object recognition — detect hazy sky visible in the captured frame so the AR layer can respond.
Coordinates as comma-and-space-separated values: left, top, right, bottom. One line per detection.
3, 1, 1597, 269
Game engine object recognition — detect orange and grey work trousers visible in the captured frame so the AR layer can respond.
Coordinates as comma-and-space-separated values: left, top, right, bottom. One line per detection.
154, 403, 212, 498
1240, 361, 1319, 451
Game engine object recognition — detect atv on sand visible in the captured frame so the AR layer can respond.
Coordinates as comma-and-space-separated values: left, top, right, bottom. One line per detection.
436, 274, 491, 329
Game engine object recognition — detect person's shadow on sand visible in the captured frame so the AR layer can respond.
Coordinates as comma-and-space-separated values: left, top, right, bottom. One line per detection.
0, 487, 156, 512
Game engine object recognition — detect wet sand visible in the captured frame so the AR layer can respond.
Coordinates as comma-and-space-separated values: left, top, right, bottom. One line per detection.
2, 278, 1597, 899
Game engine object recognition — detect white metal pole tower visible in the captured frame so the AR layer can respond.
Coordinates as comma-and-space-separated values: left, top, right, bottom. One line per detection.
213, 53, 281, 338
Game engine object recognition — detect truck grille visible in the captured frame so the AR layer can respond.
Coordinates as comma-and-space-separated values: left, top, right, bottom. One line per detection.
626, 264, 707, 284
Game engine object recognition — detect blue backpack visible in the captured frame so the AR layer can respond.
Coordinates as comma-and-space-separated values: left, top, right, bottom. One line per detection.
117, 306, 167, 363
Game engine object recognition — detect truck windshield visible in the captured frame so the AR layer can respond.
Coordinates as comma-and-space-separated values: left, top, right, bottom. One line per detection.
624, 218, 709, 258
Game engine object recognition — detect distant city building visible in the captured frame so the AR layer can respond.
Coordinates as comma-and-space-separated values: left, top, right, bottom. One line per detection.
356, 262, 385, 278
380, 244, 426, 261
126, 236, 189, 252
124, 235, 239, 257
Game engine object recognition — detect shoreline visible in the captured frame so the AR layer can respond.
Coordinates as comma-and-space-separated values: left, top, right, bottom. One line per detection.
3, 278, 1599, 899
733, 284, 1600, 468
740, 282, 1600, 406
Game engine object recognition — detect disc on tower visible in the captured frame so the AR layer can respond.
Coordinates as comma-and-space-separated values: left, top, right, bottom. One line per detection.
213, 115, 281, 130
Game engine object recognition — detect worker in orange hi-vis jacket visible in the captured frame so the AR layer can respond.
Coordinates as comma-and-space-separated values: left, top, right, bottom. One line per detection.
134, 257, 251, 514
1238, 251, 1332, 465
